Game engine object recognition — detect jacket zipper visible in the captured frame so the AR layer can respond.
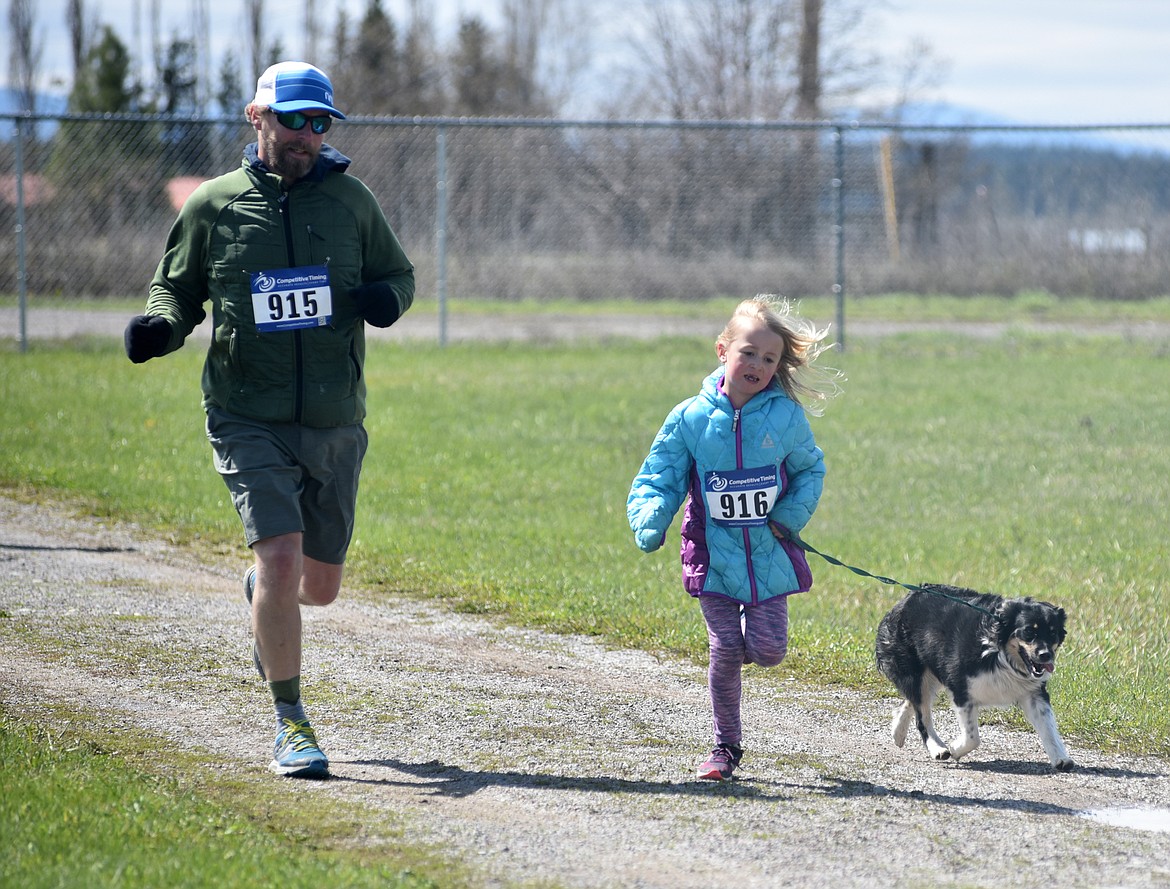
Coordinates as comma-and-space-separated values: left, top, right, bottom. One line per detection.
305, 226, 336, 330
279, 192, 305, 423
732, 407, 760, 605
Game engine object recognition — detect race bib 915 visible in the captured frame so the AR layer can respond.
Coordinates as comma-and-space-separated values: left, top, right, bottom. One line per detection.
704, 465, 779, 527
250, 265, 333, 332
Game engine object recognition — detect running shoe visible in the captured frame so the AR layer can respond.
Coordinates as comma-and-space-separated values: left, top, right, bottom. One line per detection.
697, 743, 743, 781
243, 565, 265, 679
270, 717, 330, 779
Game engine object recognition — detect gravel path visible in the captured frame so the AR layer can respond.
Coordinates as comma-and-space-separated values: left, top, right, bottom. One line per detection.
7, 305, 1170, 345
2, 496, 1170, 887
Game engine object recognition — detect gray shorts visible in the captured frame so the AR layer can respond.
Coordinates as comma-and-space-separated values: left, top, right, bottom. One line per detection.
206, 407, 368, 564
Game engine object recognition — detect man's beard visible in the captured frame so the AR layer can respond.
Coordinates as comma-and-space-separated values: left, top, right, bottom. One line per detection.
261, 132, 318, 181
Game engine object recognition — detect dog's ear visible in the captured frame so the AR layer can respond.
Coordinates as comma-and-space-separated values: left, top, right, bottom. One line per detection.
1052, 606, 1067, 643
992, 599, 1020, 643
1034, 601, 1067, 643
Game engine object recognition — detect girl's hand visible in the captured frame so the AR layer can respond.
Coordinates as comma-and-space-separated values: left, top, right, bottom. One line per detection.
635, 528, 665, 552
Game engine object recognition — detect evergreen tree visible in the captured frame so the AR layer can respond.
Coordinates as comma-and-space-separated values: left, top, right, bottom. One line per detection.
68, 25, 138, 112
159, 37, 211, 175
216, 51, 245, 117
351, 0, 399, 115
451, 17, 501, 115
400, 9, 442, 114
50, 26, 165, 227
449, 13, 547, 115
159, 38, 199, 115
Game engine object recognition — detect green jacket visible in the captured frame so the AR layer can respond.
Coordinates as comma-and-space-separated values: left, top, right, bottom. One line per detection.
146, 144, 415, 427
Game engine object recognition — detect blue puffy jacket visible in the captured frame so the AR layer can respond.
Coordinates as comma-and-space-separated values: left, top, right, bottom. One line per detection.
627, 367, 825, 605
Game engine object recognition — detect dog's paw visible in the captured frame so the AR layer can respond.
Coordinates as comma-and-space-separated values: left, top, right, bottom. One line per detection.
1053, 758, 1075, 772
927, 743, 951, 762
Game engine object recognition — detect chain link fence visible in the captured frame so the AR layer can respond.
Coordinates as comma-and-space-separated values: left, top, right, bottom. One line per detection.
4, 113, 1170, 344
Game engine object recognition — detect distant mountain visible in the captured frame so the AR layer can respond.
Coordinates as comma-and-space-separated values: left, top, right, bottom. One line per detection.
0, 87, 68, 116
1, 89, 69, 142
838, 100, 1170, 155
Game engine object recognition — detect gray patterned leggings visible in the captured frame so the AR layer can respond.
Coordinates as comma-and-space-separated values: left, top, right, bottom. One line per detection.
699, 594, 789, 749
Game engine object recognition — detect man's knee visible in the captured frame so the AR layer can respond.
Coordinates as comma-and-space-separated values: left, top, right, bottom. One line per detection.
301, 583, 340, 607
301, 557, 344, 606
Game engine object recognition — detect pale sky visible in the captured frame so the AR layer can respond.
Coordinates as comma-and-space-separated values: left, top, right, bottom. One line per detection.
872, 0, 1170, 126
12, 0, 1170, 127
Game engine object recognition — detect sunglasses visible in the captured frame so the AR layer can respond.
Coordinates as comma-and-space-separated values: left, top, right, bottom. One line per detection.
270, 109, 332, 135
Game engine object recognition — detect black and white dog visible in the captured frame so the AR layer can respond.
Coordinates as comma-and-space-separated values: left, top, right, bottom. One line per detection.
875, 585, 1073, 771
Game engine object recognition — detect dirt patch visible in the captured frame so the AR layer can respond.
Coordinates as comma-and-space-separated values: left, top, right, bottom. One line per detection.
2, 496, 1169, 888
8, 305, 1170, 346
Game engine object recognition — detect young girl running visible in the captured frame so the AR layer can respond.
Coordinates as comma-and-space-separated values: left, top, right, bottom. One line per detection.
628, 295, 840, 780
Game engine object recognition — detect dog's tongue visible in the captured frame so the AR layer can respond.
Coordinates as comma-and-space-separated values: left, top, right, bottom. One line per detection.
1042, 662, 1055, 674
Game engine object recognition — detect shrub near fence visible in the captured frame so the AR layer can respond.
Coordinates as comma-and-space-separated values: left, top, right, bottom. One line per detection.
4, 113, 1170, 313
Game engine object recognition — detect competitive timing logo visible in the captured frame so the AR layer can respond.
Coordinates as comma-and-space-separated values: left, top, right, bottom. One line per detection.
252, 268, 328, 291
707, 469, 776, 491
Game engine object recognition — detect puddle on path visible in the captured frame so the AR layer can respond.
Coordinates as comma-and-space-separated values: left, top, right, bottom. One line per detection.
1080, 807, 1170, 834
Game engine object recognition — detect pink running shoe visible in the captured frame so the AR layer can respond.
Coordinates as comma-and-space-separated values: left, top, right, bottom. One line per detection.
697, 743, 743, 781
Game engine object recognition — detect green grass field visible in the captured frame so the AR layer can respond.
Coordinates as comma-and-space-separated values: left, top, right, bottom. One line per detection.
0, 716, 452, 889
2, 313, 1169, 884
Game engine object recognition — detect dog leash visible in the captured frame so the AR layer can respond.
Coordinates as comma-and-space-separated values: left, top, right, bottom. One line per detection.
781, 531, 999, 618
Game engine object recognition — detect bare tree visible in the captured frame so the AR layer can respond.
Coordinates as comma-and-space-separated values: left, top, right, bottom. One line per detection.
192, 0, 210, 111
593, 0, 883, 260
8, 0, 43, 113
620, 0, 798, 120
66, 0, 86, 80
542, 0, 598, 114
304, 0, 318, 62
329, 6, 350, 90
399, 0, 442, 112
884, 37, 949, 119
795, 0, 820, 119
149, 0, 162, 99
496, 0, 594, 115
792, 0, 822, 258
501, 0, 547, 110
616, 0, 888, 121
245, 0, 264, 83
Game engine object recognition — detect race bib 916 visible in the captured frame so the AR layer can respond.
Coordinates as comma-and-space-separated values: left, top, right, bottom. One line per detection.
250, 266, 333, 332
704, 465, 779, 527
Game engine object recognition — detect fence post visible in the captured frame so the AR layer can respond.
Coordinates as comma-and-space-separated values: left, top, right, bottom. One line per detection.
14, 116, 29, 353
436, 124, 448, 348
832, 124, 846, 351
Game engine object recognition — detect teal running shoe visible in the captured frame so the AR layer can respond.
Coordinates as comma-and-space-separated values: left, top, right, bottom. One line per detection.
243, 566, 265, 680
270, 718, 330, 779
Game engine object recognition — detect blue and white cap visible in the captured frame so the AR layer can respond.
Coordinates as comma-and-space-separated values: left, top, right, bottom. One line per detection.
252, 61, 346, 119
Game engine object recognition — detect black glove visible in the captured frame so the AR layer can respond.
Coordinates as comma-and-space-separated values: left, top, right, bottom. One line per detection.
123, 315, 172, 364
350, 282, 401, 329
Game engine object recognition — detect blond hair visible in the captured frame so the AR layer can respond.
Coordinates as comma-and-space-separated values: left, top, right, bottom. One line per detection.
716, 294, 843, 415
